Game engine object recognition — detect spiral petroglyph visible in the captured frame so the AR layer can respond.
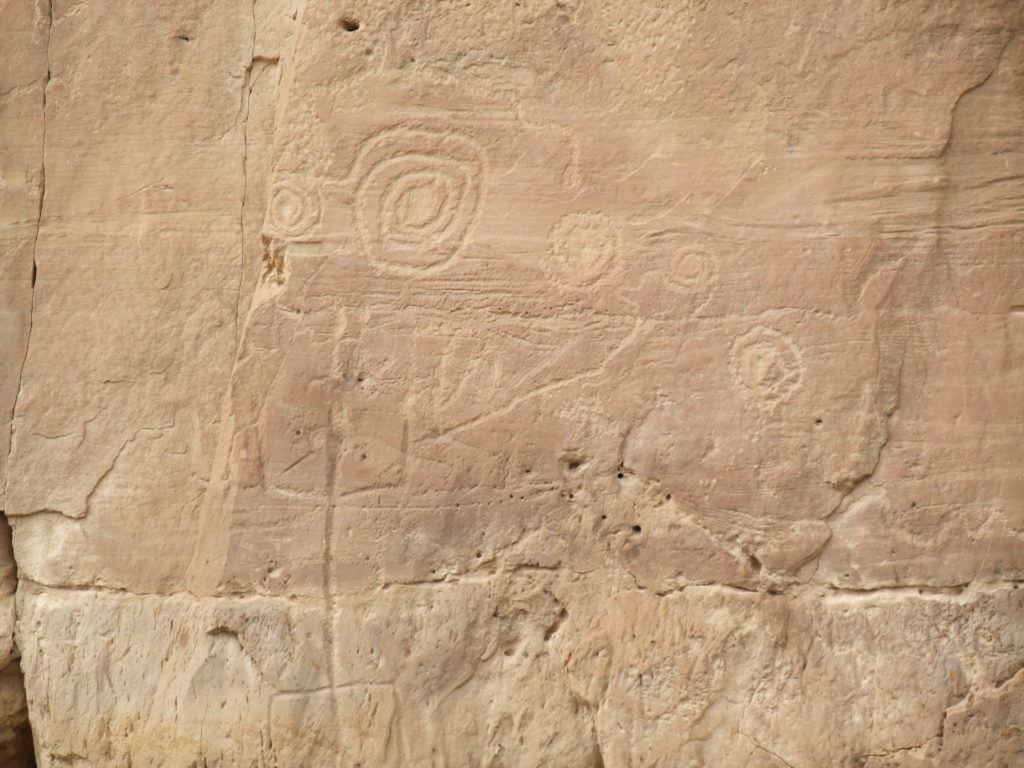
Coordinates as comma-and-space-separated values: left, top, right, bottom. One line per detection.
641, 231, 718, 312
265, 178, 321, 239
730, 326, 804, 407
352, 126, 485, 274
668, 247, 716, 297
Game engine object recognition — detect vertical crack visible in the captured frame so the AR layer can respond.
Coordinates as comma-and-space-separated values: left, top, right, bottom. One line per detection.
1, 4, 53, 765
5, 0, 51, 506
0, 517, 36, 767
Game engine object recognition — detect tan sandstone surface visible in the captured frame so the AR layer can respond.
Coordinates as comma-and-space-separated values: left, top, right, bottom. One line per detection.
2, 1, 1024, 766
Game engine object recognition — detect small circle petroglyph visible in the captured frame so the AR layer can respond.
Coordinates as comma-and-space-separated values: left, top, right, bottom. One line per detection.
266, 179, 321, 239
352, 126, 485, 274
731, 326, 803, 406
669, 247, 716, 294
550, 212, 621, 283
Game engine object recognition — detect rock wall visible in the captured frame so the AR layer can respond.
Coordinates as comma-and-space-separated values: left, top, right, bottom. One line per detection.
2, 1, 1023, 766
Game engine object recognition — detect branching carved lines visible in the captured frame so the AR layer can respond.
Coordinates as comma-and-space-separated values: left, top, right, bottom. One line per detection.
265, 178, 321, 239
730, 326, 804, 408
353, 126, 485, 274
549, 211, 621, 283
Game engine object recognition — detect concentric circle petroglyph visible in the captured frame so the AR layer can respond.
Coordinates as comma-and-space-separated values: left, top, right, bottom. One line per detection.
550, 212, 621, 283
352, 126, 485, 274
266, 179, 321, 239
668, 247, 716, 295
638, 232, 718, 312
730, 326, 804, 407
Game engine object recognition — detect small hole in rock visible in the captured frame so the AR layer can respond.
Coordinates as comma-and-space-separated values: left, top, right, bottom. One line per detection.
616, 472, 624, 479
910, 501, 917, 508
567, 460, 581, 470
814, 418, 823, 426
665, 493, 672, 501
749, 554, 762, 572
339, 17, 360, 31
600, 514, 607, 520
632, 525, 642, 534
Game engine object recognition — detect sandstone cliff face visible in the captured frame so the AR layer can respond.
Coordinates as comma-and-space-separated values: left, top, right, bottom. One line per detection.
2, 1, 1023, 766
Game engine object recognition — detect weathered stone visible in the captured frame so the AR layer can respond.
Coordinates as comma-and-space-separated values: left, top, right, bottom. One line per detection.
1, 1, 1022, 766
1, 0, 48, 762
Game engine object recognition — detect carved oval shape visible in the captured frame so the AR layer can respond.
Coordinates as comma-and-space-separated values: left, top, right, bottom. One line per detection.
353, 126, 485, 274
549, 211, 621, 283
266, 179, 321, 239
731, 326, 804, 407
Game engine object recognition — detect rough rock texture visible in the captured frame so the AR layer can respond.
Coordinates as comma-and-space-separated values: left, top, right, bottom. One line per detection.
0, 0, 46, 764
2, 1, 1024, 766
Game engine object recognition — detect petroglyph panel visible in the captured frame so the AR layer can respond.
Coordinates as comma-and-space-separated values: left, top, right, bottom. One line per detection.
6, 1, 1024, 767
167, 4, 1024, 763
